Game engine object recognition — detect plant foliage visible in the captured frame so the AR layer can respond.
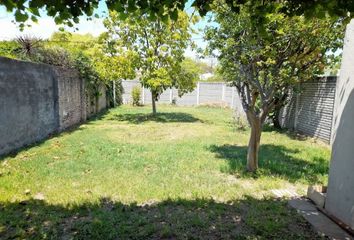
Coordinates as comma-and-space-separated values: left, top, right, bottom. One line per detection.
1, 0, 353, 31
205, 2, 346, 171
104, 10, 197, 113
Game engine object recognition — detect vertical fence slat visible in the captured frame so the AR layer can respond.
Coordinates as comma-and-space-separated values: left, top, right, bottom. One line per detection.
142, 85, 145, 105
196, 82, 200, 105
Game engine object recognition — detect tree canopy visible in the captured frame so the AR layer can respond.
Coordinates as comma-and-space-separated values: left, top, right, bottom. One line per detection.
104, 10, 197, 114
205, 3, 346, 172
2, 0, 353, 29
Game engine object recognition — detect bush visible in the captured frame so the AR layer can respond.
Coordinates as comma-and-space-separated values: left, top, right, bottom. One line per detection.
233, 111, 248, 131
131, 86, 142, 106
32, 46, 73, 67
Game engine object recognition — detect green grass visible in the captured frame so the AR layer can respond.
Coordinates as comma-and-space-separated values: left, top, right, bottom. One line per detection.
0, 105, 330, 239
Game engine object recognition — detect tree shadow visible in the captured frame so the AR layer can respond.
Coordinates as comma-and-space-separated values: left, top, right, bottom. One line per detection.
0, 196, 319, 239
262, 124, 309, 141
208, 144, 328, 183
109, 112, 202, 124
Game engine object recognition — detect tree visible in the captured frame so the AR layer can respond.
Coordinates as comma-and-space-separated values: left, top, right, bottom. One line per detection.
205, 3, 345, 172
2, 0, 353, 29
87, 34, 139, 106
182, 57, 214, 74
0, 40, 20, 58
47, 31, 138, 106
104, 10, 196, 114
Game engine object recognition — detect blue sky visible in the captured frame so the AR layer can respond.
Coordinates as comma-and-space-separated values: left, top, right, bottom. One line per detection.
0, 1, 216, 62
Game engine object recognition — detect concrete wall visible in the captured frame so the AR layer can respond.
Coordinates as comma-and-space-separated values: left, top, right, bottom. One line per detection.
122, 80, 242, 110
279, 76, 337, 143
0, 57, 107, 156
86, 85, 107, 118
0, 57, 59, 155
54, 67, 86, 130
326, 20, 354, 230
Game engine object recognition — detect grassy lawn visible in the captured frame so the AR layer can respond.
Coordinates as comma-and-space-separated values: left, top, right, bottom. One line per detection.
0, 105, 330, 239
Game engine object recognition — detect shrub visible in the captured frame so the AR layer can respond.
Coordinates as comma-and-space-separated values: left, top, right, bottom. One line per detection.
0, 40, 20, 58
16, 36, 42, 58
233, 111, 248, 131
131, 86, 142, 106
32, 46, 73, 67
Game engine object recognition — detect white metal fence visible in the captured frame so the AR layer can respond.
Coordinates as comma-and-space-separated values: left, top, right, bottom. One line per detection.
122, 80, 243, 110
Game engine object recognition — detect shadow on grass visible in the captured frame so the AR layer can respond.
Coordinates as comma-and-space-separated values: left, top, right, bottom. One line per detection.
208, 144, 328, 183
109, 112, 202, 124
0, 197, 318, 240
262, 124, 309, 141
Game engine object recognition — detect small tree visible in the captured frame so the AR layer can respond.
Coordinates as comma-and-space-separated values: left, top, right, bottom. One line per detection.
48, 31, 138, 106
205, 4, 345, 172
104, 11, 197, 114
131, 86, 142, 106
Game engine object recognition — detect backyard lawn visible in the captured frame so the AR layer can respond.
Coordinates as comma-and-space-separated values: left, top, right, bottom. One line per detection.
0, 105, 330, 239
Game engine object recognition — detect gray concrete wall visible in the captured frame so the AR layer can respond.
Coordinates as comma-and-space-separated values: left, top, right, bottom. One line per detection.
54, 67, 86, 130
86, 85, 107, 118
326, 20, 354, 230
0, 57, 59, 155
0, 57, 107, 156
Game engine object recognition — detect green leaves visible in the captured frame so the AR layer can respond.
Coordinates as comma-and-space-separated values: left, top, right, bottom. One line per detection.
2, 0, 354, 31
206, 2, 345, 118
14, 10, 28, 22
104, 10, 194, 109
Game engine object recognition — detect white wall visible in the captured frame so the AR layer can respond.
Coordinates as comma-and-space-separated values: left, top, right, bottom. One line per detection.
326, 19, 354, 229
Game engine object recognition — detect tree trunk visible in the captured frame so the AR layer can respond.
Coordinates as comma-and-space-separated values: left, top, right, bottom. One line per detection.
151, 91, 157, 115
246, 113, 262, 172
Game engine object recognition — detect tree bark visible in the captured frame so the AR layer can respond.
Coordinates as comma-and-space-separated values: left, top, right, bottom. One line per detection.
246, 112, 262, 172
151, 91, 157, 115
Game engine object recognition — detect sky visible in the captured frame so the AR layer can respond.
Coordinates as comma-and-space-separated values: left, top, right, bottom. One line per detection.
0, 1, 217, 65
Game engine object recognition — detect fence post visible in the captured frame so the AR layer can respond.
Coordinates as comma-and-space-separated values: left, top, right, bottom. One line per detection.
222, 83, 226, 101
169, 88, 173, 103
231, 87, 235, 108
113, 81, 116, 107
142, 84, 145, 105
294, 89, 300, 131
196, 82, 200, 105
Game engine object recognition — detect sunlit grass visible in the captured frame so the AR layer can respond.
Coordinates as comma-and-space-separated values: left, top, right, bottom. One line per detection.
0, 105, 329, 239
